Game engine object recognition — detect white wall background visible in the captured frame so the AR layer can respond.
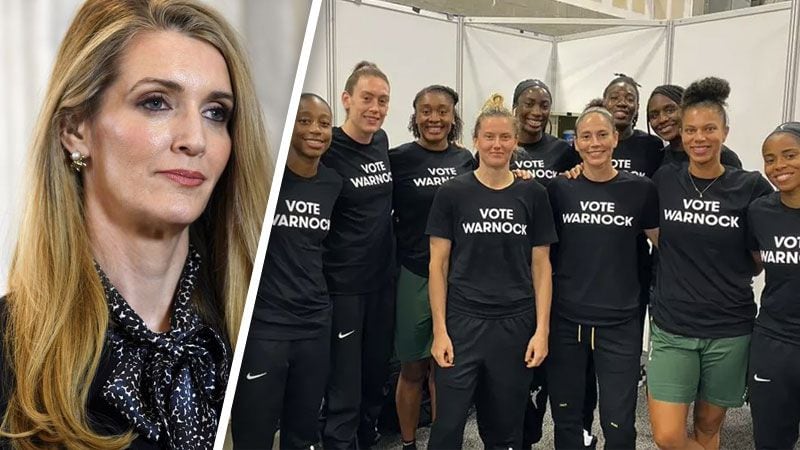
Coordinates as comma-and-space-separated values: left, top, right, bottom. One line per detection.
672, 8, 790, 171
555, 27, 667, 124
332, 1, 458, 148
462, 27, 553, 143
0, 0, 313, 292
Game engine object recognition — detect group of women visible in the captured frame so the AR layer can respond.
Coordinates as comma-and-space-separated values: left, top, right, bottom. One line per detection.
236, 56, 800, 450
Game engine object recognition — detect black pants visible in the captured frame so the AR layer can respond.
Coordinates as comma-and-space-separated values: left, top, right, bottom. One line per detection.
522, 358, 597, 446
231, 326, 331, 450
748, 330, 800, 450
322, 285, 396, 449
429, 311, 535, 450
548, 316, 640, 450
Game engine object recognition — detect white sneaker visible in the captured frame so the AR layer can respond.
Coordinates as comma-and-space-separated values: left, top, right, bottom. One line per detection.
583, 429, 595, 447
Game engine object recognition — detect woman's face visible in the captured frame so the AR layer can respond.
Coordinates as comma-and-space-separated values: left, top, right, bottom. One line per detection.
515, 87, 551, 137
474, 116, 517, 169
762, 132, 800, 193
291, 96, 333, 159
66, 30, 233, 230
342, 75, 390, 137
681, 106, 728, 166
575, 113, 618, 168
414, 91, 454, 148
604, 82, 638, 130
647, 93, 681, 142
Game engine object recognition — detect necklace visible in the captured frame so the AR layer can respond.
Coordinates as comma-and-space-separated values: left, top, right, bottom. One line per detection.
688, 168, 722, 198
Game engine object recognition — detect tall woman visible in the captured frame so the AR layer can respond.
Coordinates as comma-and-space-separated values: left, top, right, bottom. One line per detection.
647, 77, 772, 450
746, 122, 800, 450
320, 61, 396, 449
646, 84, 742, 168
389, 85, 474, 449
426, 94, 557, 449
231, 94, 341, 449
510, 79, 579, 184
547, 105, 659, 449
0, 0, 269, 448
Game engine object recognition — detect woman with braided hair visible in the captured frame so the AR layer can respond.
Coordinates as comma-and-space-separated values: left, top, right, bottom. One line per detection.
389, 84, 475, 449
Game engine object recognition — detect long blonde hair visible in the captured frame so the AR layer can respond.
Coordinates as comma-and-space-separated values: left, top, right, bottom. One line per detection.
1, 0, 269, 448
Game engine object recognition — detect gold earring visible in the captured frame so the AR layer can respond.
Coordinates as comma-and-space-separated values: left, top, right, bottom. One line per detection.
70, 151, 88, 172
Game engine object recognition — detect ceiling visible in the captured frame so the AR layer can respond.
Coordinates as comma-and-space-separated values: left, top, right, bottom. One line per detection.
379, 0, 634, 37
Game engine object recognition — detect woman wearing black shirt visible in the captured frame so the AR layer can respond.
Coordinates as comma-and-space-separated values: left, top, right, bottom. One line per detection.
646, 84, 742, 168
426, 94, 557, 449
746, 122, 800, 450
389, 85, 474, 449
231, 94, 342, 449
510, 79, 579, 185
647, 77, 773, 450
547, 105, 659, 449
320, 61, 395, 449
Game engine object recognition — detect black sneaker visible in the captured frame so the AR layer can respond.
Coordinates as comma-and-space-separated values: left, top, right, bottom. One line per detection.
357, 426, 381, 449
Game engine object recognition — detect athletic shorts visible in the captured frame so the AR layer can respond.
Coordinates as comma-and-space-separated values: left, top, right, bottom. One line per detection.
647, 322, 749, 408
394, 266, 432, 362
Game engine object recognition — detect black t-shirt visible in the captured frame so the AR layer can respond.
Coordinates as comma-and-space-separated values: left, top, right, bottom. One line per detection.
390, 142, 476, 277
322, 127, 395, 295
612, 130, 664, 178
652, 163, 774, 338
747, 192, 800, 345
510, 134, 580, 186
426, 173, 558, 318
251, 165, 342, 340
548, 172, 659, 326
661, 143, 743, 169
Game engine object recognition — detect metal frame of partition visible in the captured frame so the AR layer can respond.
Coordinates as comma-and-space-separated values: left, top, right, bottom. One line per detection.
323, 0, 800, 123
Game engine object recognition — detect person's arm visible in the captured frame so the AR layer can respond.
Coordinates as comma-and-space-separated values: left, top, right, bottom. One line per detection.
751, 251, 764, 276
429, 236, 454, 368
525, 245, 552, 368
644, 228, 659, 249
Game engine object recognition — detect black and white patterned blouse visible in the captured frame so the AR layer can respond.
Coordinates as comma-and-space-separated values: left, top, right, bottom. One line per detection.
96, 247, 230, 449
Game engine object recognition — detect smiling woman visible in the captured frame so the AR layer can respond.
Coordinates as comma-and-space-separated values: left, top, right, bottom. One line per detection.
0, 0, 269, 449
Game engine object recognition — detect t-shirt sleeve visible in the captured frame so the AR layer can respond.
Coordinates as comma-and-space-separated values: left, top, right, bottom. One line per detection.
641, 180, 660, 230
529, 185, 558, 247
425, 184, 455, 240
751, 173, 775, 201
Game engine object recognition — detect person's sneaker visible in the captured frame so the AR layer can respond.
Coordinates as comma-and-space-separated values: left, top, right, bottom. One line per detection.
401, 440, 417, 450
583, 429, 597, 447
638, 364, 647, 388
358, 426, 381, 449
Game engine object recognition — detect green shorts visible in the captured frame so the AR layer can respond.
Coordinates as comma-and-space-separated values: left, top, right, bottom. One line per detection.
394, 266, 433, 362
647, 322, 750, 408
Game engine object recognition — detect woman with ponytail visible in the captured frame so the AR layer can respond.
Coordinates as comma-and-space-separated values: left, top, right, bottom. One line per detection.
0, 1, 269, 448
426, 94, 557, 449
647, 77, 772, 450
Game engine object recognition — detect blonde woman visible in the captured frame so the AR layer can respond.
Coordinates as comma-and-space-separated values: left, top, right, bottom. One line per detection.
426, 94, 556, 449
0, 0, 269, 449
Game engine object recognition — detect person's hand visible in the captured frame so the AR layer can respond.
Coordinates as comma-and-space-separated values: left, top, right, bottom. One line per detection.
432, 332, 455, 368
512, 169, 533, 180
524, 330, 549, 368
562, 163, 583, 179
